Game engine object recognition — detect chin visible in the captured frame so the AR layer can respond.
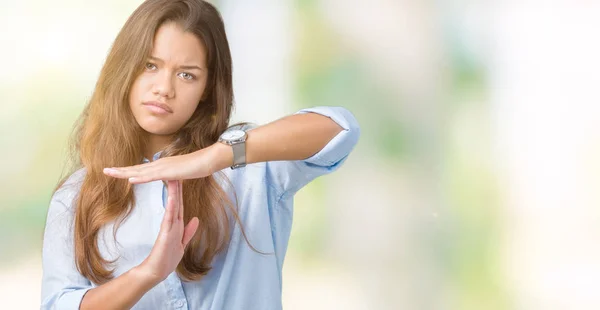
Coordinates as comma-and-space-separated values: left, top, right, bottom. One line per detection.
136, 116, 177, 135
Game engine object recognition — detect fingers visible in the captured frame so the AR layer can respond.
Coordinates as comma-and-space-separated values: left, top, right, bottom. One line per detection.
167, 181, 181, 222
178, 181, 184, 221
103, 165, 149, 178
104, 162, 151, 175
182, 217, 199, 247
103, 162, 163, 183
160, 183, 177, 231
128, 174, 160, 184
103, 153, 204, 184
159, 181, 198, 249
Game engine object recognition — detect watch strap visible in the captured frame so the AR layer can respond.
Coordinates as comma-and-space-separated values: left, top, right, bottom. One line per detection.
231, 140, 246, 169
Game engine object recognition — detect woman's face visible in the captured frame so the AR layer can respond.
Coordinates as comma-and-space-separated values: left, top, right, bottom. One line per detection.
129, 22, 208, 136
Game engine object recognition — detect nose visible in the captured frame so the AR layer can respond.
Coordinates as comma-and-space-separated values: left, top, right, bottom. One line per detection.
152, 71, 175, 98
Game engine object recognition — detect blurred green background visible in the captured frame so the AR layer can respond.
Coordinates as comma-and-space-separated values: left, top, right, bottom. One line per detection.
3, 1, 600, 309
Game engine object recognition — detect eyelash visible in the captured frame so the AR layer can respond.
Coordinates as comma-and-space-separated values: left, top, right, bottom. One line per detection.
144, 62, 196, 81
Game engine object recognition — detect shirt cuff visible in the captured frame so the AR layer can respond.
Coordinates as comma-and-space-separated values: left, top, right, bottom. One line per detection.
58, 287, 93, 309
295, 106, 360, 167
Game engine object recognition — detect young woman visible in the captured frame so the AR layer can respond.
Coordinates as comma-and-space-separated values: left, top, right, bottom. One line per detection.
41, 0, 359, 309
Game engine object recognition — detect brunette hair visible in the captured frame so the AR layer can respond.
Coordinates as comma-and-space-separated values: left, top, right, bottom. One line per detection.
55, 0, 255, 284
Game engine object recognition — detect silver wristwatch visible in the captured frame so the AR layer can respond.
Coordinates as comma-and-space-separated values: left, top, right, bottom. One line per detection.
218, 129, 248, 169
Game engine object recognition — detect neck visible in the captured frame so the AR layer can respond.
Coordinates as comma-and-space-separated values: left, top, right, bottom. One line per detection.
145, 133, 174, 161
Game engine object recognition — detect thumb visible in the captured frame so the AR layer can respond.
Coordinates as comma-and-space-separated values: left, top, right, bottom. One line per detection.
182, 217, 199, 247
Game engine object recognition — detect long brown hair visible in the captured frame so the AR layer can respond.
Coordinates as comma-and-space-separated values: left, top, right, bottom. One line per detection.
56, 0, 251, 284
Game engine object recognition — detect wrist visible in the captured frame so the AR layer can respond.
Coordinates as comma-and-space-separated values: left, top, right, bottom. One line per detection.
208, 142, 234, 172
131, 264, 162, 288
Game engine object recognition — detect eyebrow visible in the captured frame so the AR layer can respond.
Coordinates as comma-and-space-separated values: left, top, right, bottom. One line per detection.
148, 56, 204, 71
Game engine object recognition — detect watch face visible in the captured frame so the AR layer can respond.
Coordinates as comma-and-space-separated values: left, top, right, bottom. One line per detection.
221, 129, 245, 141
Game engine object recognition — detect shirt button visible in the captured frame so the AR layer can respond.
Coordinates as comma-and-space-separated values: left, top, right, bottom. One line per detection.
175, 300, 184, 308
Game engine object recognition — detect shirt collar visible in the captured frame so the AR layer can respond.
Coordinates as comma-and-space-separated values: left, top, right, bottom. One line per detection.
142, 151, 163, 163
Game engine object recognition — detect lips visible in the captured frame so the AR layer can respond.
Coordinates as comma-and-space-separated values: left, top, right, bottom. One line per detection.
142, 101, 173, 113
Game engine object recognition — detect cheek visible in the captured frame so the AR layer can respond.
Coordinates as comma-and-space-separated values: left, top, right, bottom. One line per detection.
127, 77, 205, 134
129, 76, 150, 106
176, 85, 205, 117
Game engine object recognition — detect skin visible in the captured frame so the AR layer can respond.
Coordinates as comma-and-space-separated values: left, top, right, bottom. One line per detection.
82, 21, 343, 310
128, 21, 208, 161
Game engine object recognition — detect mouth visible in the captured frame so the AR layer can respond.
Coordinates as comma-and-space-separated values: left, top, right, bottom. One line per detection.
142, 101, 173, 114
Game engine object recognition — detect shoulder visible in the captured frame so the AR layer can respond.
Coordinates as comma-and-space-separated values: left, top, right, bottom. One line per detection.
52, 167, 87, 208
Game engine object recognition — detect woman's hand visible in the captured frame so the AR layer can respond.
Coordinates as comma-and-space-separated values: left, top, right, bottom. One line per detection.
137, 180, 199, 283
103, 143, 232, 184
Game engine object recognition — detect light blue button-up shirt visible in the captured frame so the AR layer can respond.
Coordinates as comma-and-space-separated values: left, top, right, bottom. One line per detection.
41, 106, 360, 310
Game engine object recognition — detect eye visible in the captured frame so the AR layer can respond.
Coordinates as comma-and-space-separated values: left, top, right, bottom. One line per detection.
178, 72, 195, 80
145, 62, 157, 71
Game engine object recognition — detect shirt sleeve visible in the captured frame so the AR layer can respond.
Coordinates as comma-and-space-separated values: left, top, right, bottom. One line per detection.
41, 190, 93, 309
265, 106, 360, 197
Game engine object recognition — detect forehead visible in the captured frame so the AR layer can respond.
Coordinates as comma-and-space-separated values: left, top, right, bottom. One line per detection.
151, 22, 206, 65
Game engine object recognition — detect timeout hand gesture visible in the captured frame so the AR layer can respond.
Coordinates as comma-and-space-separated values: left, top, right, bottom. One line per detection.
139, 180, 199, 282
103, 144, 231, 184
